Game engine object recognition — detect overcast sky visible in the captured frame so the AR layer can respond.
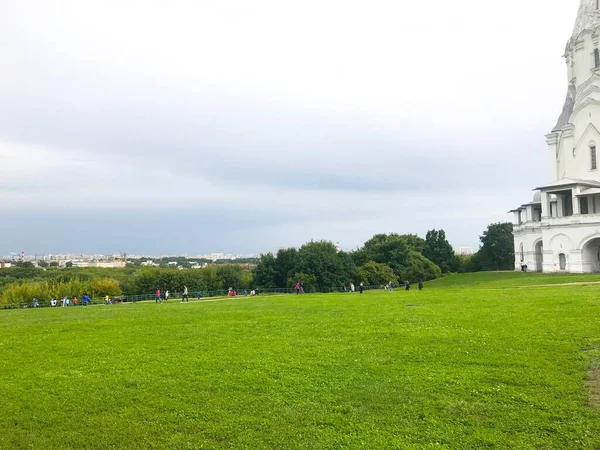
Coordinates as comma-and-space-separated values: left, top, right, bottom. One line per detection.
0, 0, 578, 256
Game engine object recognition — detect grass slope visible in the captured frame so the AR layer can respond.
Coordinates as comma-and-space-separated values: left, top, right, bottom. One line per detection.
1, 274, 600, 449
427, 271, 600, 289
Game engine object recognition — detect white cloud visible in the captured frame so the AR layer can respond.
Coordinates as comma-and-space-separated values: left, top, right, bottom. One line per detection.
0, 0, 579, 252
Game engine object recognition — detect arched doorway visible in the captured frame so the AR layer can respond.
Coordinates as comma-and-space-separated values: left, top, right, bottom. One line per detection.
559, 254, 567, 271
534, 241, 543, 272
519, 243, 524, 263
582, 238, 600, 272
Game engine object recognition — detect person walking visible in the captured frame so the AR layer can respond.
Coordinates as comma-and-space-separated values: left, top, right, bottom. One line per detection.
33, 298, 39, 308
296, 282, 300, 295
405, 281, 411, 291
350, 282, 355, 293
359, 282, 364, 294
73, 297, 78, 307
182, 285, 189, 303
156, 289, 162, 304
418, 280, 423, 291
63, 296, 69, 307
388, 281, 394, 292
82, 294, 90, 306
165, 290, 169, 301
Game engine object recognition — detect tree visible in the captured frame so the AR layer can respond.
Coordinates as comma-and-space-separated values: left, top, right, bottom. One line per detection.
215, 264, 243, 290
352, 233, 429, 278
253, 253, 277, 288
478, 222, 515, 271
287, 272, 318, 293
399, 251, 442, 282
65, 261, 73, 268
423, 229, 459, 273
356, 261, 398, 286
295, 241, 355, 291
37, 260, 48, 268
274, 248, 298, 288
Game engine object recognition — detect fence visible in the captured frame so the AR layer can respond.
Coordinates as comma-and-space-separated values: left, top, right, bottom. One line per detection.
2, 283, 405, 309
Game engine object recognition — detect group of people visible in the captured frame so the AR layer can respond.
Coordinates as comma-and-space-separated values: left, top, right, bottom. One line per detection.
343, 282, 364, 294
387, 280, 424, 292
29, 280, 426, 309
154, 285, 258, 304
43, 294, 93, 308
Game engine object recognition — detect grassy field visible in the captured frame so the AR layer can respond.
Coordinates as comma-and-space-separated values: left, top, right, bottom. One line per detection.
1, 273, 599, 449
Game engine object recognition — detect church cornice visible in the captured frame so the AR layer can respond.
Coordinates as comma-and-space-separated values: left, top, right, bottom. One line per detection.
570, 97, 600, 118
575, 72, 600, 93
575, 83, 600, 103
573, 122, 600, 155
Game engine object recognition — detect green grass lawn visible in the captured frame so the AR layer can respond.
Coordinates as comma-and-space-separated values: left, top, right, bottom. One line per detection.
1, 274, 600, 449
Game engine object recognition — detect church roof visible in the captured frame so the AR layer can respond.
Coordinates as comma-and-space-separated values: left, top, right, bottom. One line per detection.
576, 187, 600, 196
534, 178, 600, 191
572, 0, 600, 39
552, 84, 576, 132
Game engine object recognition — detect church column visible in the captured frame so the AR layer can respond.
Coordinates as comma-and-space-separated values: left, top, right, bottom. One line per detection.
513, 211, 521, 226
526, 205, 534, 223
556, 194, 564, 217
573, 187, 581, 215
541, 192, 550, 219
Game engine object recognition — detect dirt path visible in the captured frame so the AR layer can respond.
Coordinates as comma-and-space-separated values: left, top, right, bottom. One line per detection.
516, 281, 600, 288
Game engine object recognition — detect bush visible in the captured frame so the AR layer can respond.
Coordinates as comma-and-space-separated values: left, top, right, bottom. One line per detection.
356, 261, 398, 286
398, 252, 442, 283
0, 277, 122, 305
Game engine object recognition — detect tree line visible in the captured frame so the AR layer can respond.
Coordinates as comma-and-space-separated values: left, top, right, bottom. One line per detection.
0, 222, 514, 305
253, 223, 515, 291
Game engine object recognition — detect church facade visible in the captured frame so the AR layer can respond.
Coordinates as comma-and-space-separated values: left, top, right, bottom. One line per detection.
513, 0, 600, 273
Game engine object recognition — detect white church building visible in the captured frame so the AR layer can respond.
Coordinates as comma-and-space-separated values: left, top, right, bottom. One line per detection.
513, 0, 600, 273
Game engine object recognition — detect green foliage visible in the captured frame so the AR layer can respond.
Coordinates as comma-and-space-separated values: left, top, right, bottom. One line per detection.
351, 233, 425, 274
0, 277, 121, 304
286, 272, 318, 292
295, 241, 356, 290
274, 248, 298, 287
254, 253, 277, 288
478, 222, 515, 271
215, 265, 244, 290
398, 251, 442, 282
356, 261, 398, 286
423, 229, 459, 273
131, 266, 224, 294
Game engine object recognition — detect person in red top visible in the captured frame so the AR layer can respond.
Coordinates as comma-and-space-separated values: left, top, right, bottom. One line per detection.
73, 297, 78, 307
156, 289, 162, 303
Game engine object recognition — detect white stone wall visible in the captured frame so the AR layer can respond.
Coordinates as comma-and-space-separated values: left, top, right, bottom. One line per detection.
514, 219, 600, 273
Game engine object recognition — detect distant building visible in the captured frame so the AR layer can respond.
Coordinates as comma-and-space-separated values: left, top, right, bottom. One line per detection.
141, 261, 159, 267
455, 247, 474, 256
